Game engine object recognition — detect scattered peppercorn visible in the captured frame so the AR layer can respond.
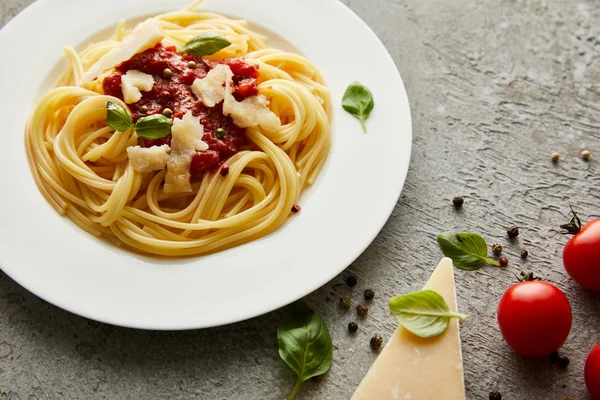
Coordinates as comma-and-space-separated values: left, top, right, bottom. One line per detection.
489, 391, 502, 400
291, 205, 301, 213
162, 108, 173, 118
520, 249, 529, 259
549, 351, 561, 363
220, 165, 230, 177
492, 243, 503, 256
339, 296, 352, 310
311, 374, 324, 383
370, 335, 383, 350
581, 149, 591, 160
187, 61, 197, 68
364, 289, 375, 301
499, 257, 509, 268
345, 276, 358, 287
140, 105, 149, 113
216, 127, 225, 139
356, 304, 369, 317
507, 226, 519, 239
348, 321, 358, 333
551, 152, 560, 162
452, 196, 464, 208
163, 68, 173, 78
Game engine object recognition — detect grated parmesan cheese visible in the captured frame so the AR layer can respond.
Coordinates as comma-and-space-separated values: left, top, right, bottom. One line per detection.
127, 145, 170, 172
164, 111, 208, 193
83, 19, 164, 82
121, 70, 155, 104
191, 65, 281, 131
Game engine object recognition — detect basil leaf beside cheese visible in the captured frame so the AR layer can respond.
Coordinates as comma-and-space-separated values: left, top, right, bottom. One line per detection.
106, 101, 133, 132
389, 290, 469, 338
342, 81, 374, 133
437, 232, 500, 270
277, 302, 332, 400
134, 114, 173, 139
180, 32, 232, 58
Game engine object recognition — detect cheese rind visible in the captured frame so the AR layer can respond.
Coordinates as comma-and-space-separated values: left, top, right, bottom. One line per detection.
352, 257, 466, 400
121, 70, 155, 104
83, 19, 164, 82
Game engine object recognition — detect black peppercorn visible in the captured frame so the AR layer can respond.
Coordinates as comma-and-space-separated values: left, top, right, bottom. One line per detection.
311, 374, 324, 383
339, 296, 352, 310
452, 196, 464, 208
489, 391, 502, 400
499, 257, 509, 268
370, 335, 383, 350
345, 276, 357, 287
507, 226, 519, 239
291, 205, 301, 213
348, 321, 358, 333
520, 249, 529, 259
364, 289, 375, 301
356, 304, 368, 317
549, 351, 561, 363
492, 243, 503, 256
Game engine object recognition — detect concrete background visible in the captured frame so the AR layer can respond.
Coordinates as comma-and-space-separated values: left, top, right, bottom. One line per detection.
1, 0, 600, 398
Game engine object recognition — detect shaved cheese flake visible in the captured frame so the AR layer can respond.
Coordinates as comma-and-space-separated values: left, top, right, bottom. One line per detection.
191, 65, 232, 107
83, 19, 164, 82
127, 145, 170, 172
191, 64, 281, 131
164, 111, 208, 193
121, 70, 155, 104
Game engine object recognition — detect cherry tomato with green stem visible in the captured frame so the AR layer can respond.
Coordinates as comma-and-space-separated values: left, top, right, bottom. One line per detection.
586, 343, 600, 399
561, 208, 600, 291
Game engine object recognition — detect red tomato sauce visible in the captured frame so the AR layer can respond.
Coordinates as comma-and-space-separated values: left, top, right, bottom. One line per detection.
102, 43, 259, 176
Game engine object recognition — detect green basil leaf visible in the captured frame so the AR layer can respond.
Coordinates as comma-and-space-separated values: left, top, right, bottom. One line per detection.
389, 289, 469, 338
342, 81, 374, 133
134, 114, 173, 139
106, 101, 133, 132
437, 232, 500, 270
277, 302, 332, 400
179, 32, 232, 58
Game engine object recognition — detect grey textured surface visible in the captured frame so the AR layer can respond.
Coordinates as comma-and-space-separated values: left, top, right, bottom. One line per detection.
1, 0, 600, 399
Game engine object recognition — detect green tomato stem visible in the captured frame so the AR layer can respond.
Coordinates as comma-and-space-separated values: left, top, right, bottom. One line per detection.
287, 377, 304, 400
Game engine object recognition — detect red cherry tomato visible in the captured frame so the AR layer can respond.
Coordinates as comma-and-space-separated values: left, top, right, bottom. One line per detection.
563, 218, 600, 291
586, 343, 600, 399
497, 281, 572, 357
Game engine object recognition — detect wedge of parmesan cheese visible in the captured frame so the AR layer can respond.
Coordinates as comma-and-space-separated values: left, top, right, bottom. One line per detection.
191, 65, 281, 131
191, 65, 231, 107
121, 70, 155, 104
127, 145, 170, 172
83, 19, 164, 82
164, 111, 208, 193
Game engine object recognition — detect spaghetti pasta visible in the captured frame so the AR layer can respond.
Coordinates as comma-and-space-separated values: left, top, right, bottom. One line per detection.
25, 3, 331, 256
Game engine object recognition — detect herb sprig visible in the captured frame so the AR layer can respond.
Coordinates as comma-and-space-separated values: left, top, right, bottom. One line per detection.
342, 81, 374, 133
105, 102, 172, 139
437, 232, 501, 270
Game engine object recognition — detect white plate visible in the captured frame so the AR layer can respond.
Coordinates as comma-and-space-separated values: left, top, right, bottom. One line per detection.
0, 0, 412, 329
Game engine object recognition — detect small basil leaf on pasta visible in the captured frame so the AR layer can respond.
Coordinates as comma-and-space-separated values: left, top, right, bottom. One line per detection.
106, 101, 133, 132
134, 114, 173, 139
342, 81, 374, 133
389, 290, 469, 338
180, 32, 232, 58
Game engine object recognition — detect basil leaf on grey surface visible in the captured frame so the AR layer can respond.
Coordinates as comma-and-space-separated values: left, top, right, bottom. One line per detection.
180, 32, 232, 58
437, 232, 501, 270
277, 302, 332, 400
389, 289, 469, 338
106, 101, 133, 132
342, 81, 374, 133
134, 114, 173, 139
